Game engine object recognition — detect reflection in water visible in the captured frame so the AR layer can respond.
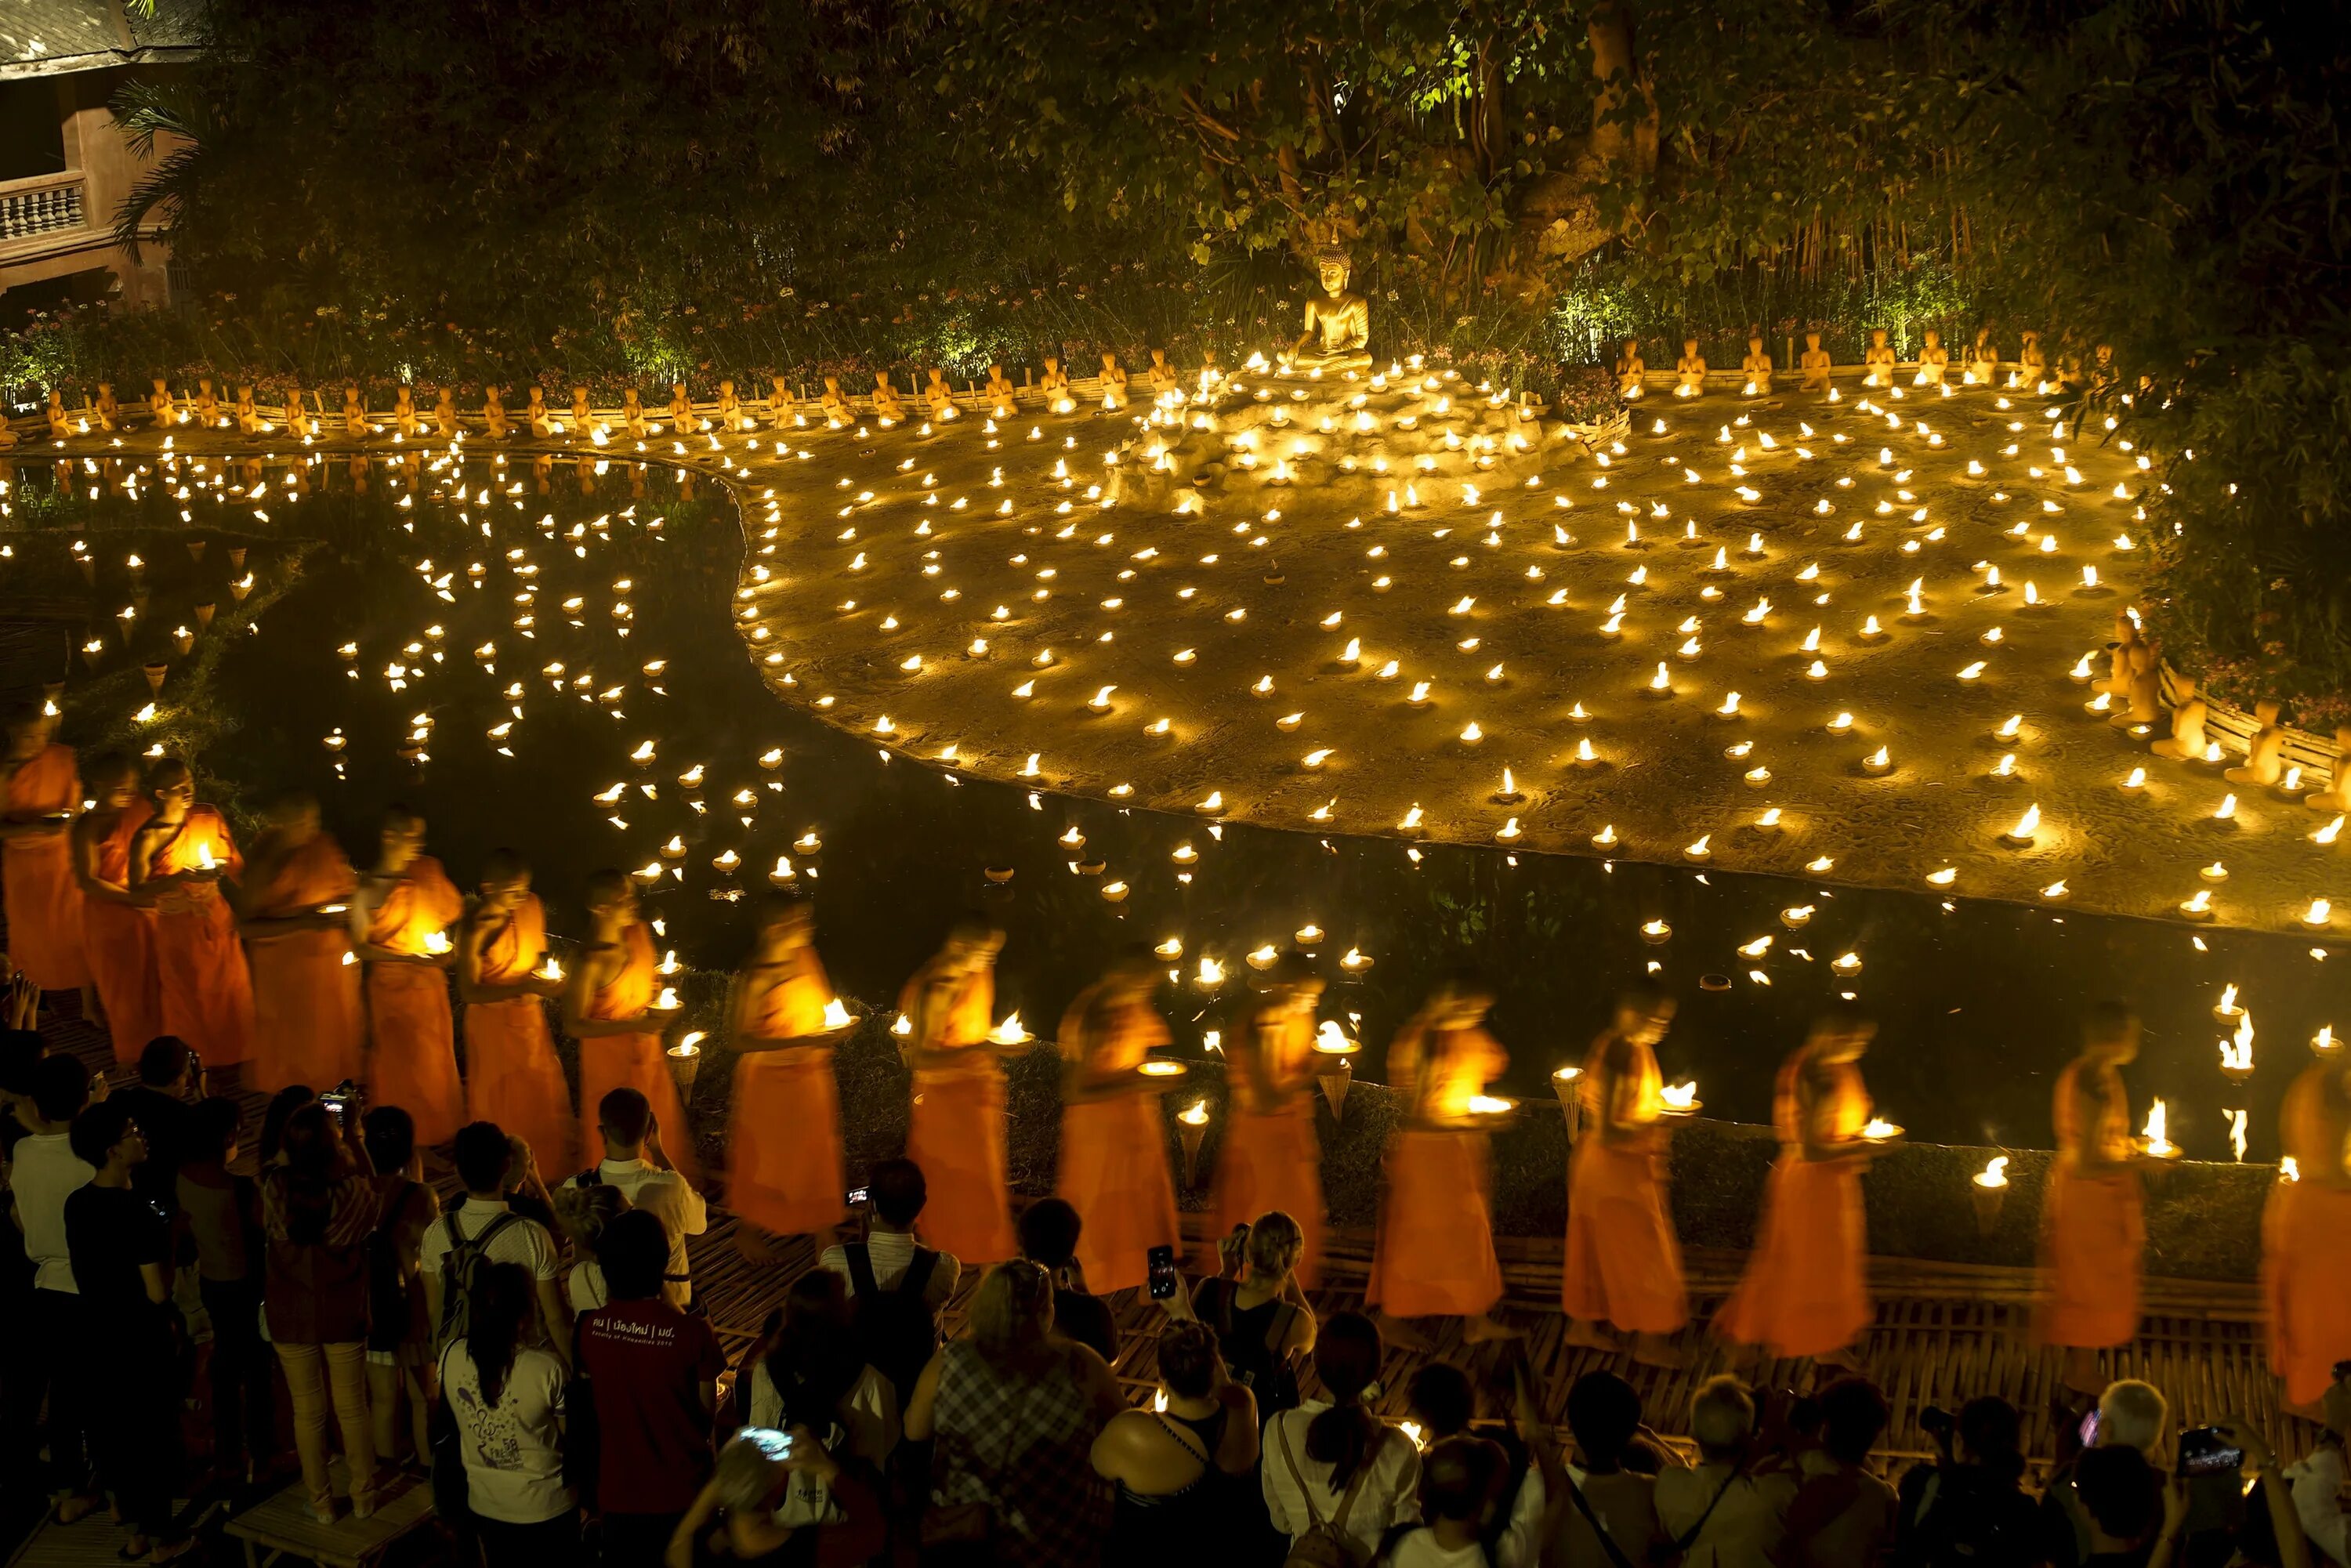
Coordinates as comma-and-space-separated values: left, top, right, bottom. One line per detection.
5, 451, 2333, 1156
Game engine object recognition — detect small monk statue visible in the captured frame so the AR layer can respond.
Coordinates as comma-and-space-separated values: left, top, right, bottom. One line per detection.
2111, 642, 2163, 730
342, 385, 367, 437
1799, 331, 1831, 393
1739, 334, 1773, 394
1674, 337, 1707, 398
483, 385, 509, 440
234, 386, 262, 434
2306, 728, 2351, 813
922, 368, 961, 421
2018, 330, 2047, 390
45, 389, 71, 440
2149, 672, 2210, 760
1966, 328, 2000, 386
818, 376, 852, 427
768, 376, 795, 430
194, 378, 222, 426
1915, 330, 1950, 387
2226, 700, 2289, 786
1863, 328, 1897, 388
572, 386, 593, 430
1038, 356, 1073, 411
393, 385, 422, 436
432, 386, 459, 439
717, 379, 744, 430
871, 375, 905, 424
621, 387, 647, 438
1099, 352, 1130, 410
95, 383, 119, 432
665, 382, 699, 434
525, 386, 555, 437
283, 383, 313, 439
147, 378, 175, 426
1147, 349, 1181, 397
1616, 339, 1646, 400
983, 364, 1018, 415
1282, 244, 1371, 374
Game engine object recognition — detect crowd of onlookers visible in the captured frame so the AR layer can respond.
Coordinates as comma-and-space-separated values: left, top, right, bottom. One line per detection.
6, 1024, 2351, 1567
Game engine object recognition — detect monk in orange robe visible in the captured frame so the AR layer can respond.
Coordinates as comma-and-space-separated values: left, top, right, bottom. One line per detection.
70, 754, 158, 1066
898, 914, 1016, 1266
1213, 953, 1328, 1287
1367, 975, 1512, 1343
2, 702, 89, 1004
1715, 1010, 1882, 1367
726, 894, 846, 1243
128, 759, 252, 1065
1056, 948, 1182, 1294
1563, 987, 1689, 1366
2037, 1002, 2147, 1394
237, 788, 363, 1094
563, 869, 698, 1184
355, 807, 466, 1146
458, 849, 573, 1177
2265, 1048, 2351, 1411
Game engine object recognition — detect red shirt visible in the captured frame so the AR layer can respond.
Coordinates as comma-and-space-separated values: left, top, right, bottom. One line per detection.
577, 1299, 726, 1515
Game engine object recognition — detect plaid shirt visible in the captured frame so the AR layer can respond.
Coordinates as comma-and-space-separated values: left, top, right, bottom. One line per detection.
929, 1339, 1110, 1566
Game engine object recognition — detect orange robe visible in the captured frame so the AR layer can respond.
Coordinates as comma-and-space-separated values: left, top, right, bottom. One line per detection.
3, 744, 89, 990
147, 809, 253, 1065
243, 835, 363, 1094
1714, 1048, 1872, 1358
2263, 1063, 2351, 1403
578, 921, 699, 1183
365, 857, 466, 1145
1562, 1034, 1688, 1334
2038, 1059, 2143, 1349
80, 805, 159, 1066
1212, 1010, 1327, 1288
464, 895, 574, 1176
1365, 1017, 1506, 1318
726, 950, 846, 1236
900, 960, 1015, 1266
1056, 985, 1182, 1293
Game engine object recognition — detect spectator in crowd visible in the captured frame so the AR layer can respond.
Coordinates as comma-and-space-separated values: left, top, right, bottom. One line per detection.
440, 1260, 578, 1564
554, 1176, 629, 1314
578, 1208, 726, 1564
563, 1088, 707, 1309
360, 1105, 441, 1469
1262, 1310, 1422, 1561
258, 1084, 314, 1166
1091, 1319, 1259, 1563
1892, 1396, 2041, 1568
1387, 1436, 1508, 1568
1654, 1376, 1798, 1568
1181, 1208, 1317, 1419
662, 1429, 886, 1568
422, 1121, 572, 1367
1407, 1361, 1541, 1568
819, 1157, 961, 1310
1782, 1376, 1897, 1566
3, 1051, 98, 1521
2044, 1378, 2173, 1568
1533, 1369, 1662, 1566
904, 1258, 1121, 1566
176, 1094, 276, 1486
1019, 1196, 1118, 1365
2283, 1372, 2351, 1568
820, 1157, 957, 1405
65, 1096, 191, 1560
0, 1029, 42, 1508
112, 1034, 198, 1214
746, 1269, 901, 1475
2073, 1445, 2175, 1567
261, 1100, 396, 1522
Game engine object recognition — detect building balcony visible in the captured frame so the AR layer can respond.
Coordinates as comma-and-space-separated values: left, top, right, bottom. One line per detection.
0, 172, 91, 257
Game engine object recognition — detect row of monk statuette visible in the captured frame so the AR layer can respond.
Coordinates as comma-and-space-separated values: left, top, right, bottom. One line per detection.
1611, 328, 2090, 400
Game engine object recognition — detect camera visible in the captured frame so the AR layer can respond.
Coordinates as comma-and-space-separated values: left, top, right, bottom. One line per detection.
2177, 1425, 2245, 1478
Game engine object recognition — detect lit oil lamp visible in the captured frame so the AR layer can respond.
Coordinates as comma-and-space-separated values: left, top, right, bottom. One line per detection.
1658, 1081, 1701, 1117
1971, 1155, 2009, 1232
2219, 1013, 2255, 1081
988, 1012, 1031, 1046
1831, 951, 1863, 977
2001, 804, 2042, 847
2136, 1098, 2180, 1161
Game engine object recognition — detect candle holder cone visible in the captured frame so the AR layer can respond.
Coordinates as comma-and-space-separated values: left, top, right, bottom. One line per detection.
667, 1048, 701, 1103
142, 662, 167, 694
1179, 1121, 1207, 1187
1318, 1058, 1354, 1121
1552, 1076, 1584, 1143
1970, 1182, 2005, 1237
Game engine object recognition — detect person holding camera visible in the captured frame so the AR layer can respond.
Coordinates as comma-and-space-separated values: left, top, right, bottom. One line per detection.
1893, 1398, 2041, 1567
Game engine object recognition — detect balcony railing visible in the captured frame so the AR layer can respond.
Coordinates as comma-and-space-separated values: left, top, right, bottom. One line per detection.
0, 174, 89, 250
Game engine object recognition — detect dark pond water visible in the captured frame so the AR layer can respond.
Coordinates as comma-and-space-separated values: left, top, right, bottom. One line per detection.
3, 451, 2334, 1158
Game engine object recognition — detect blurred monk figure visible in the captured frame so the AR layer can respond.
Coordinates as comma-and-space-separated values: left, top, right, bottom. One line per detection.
128, 759, 252, 1066
726, 894, 846, 1248
1563, 987, 1688, 1367
2, 701, 89, 1009
2265, 1043, 2351, 1414
71, 753, 158, 1065
564, 870, 698, 1183
898, 914, 1016, 1266
1214, 953, 1328, 1287
1715, 1008, 1884, 1370
1056, 946, 1182, 1293
458, 849, 573, 1177
2038, 1002, 2148, 1395
1367, 972, 1514, 1345
354, 807, 465, 1146
238, 788, 363, 1093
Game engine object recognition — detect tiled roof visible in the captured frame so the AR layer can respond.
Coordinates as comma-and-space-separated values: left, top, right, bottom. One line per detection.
0, 0, 198, 78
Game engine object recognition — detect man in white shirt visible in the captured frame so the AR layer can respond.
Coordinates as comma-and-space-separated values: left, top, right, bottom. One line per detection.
565, 1088, 707, 1308
2287, 1375, 2351, 1568
423, 1121, 571, 1367
4, 1052, 99, 1513
1654, 1376, 1799, 1568
817, 1157, 959, 1311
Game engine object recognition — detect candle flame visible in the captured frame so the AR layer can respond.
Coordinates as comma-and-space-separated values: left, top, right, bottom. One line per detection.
822, 998, 853, 1030
988, 1012, 1027, 1045
2141, 1098, 2173, 1156
1179, 1099, 1210, 1126
1974, 1155, 2009, 1189
1660, 1081, 1698, 1110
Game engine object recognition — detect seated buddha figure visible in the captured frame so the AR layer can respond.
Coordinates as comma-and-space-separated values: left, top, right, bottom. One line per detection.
1965, 328, 2000, 386
341, 385, 369, 436
817, 376, 852, 427
1282, 245, 1371, 375
45, 389, 71, 440
924, 368, 962, 421
2148, 670, 2210, 759
234, 386, 263, 434
526, 386, 555, 436
870, 375, 905, 425
716, 379, 744, 431
147, 378, 176, 426
572, 386, 594, 431
982, 364, 1019, 415
1038, 356, 1074, 412
769, 376, 796, 430
1799, 331, 1832, 393
194, 378, 222, 425
1616, 338, 1646, 400
1674, 338, 1707, 398
1739, 334, 1773, 394
482, 385, 510, 440
1099, 352, 1130, 410
666, 382, 701, 434
1146, 349, 1181, 398
2226, 700, 2289, 787
2306, 729, 2351, 813
1862, 328, 1897, 388
621, 387, 648, 438
95, 383, 120, 432
1914, 330, 1950, 387
393, 385, 422, 436
2017, 330, 2047, 391
283, 383, 313, 439
432, 386, 459, 439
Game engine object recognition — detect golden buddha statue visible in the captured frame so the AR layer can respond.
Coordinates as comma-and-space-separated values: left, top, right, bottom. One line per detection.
393, 385, 421, 436
483, 385, 509, 440
1283, 244, 1371, 373
1799, 331, 1831, 393
621, 387, 647, 438
716, 378, 744, 430
923, 368, 962, 420
94, 383, 119, 433
284, 383, 313, 439
147, 378, 175, 426
1915, 329, 1950, 387
769, 375, 795, 430
1863, 328, 1896, 388
194, 378, 221, 425
818, 376, 851, 427
338, 385, 365, 436
1617, 338, 1647, 400
1147, 348, 1181, 397
526, 386, 555, 436
573, 385, 594, 430
666, 382, 700, 434
983, 364, 1018, 415
45, 389, 70, 440
871, 374, 905, 425
1966, 328, 1999, 386
2226, 700, 2288, 786
1099, 352, 1130, 409
1675, 337, 1707, 397
2149, 671, 2209, 760
432, 386, 458, 439
1740, 334, 1773, 394
2018, 330, 2047, 390
1038, 356, 1074, 412
2308, 728, 2351, 813
234, 386, 262, 433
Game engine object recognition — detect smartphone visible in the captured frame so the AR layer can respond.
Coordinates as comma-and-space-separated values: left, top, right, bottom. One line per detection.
318, 1092, 355, 1124
1147, 1244, 1179, 1301
2178, 1425, 2245, 1477
845, 1186, 870, 1208
2078, 1407, 2102, 1449
739, 1425, 795, 1461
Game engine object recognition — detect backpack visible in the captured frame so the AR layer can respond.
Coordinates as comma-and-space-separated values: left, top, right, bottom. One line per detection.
433, 1208, 523, 1349
1204, 1276, 1304, 1418
1274, 1415, 1375, 1568
366, 1180, 423, 1354
842, 1242, 940, 1403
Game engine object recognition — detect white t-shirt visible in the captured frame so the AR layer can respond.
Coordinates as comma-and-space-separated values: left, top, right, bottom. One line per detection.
419, 1197, 561, 1283
564, 1160, 705, 1305
439, 1340, 573, 1524
1387, 1529, 1490, 1568
11, 1132, 92, 1293
746, 1360, 900, 1471
567, 1258, 607, 1316
1655, 1462, 1799, 1568
1261, 1405, 1422, 1561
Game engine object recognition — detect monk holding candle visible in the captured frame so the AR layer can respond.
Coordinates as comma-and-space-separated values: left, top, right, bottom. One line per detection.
2038, 1002, 2147, 1394
353, 807, 465, 1146
1563, 987, 1688, 1367
897, 914, 1016, 1266
70, 754, 158, 1065
2, 701, 89, 1009
2265, 1045, 2351, 1414
1715, 1009, 1883, 1369
1366, 973, 1513, 1344
458, 849, 574, 1178
725, 894, 846, 1245
1056, 947, 1183, 1294
564, 869, 698, 1183
128, 758, 252, 1066
1214, 954, 1328, 1287
237, 788, 363, 1093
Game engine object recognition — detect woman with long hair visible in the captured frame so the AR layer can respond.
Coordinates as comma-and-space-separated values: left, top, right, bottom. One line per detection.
440, 1261, 578, 1563
1261, 1310, 1422, 1562
1091, 1320, 1259, 1564
745, 1269, 899, 1470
